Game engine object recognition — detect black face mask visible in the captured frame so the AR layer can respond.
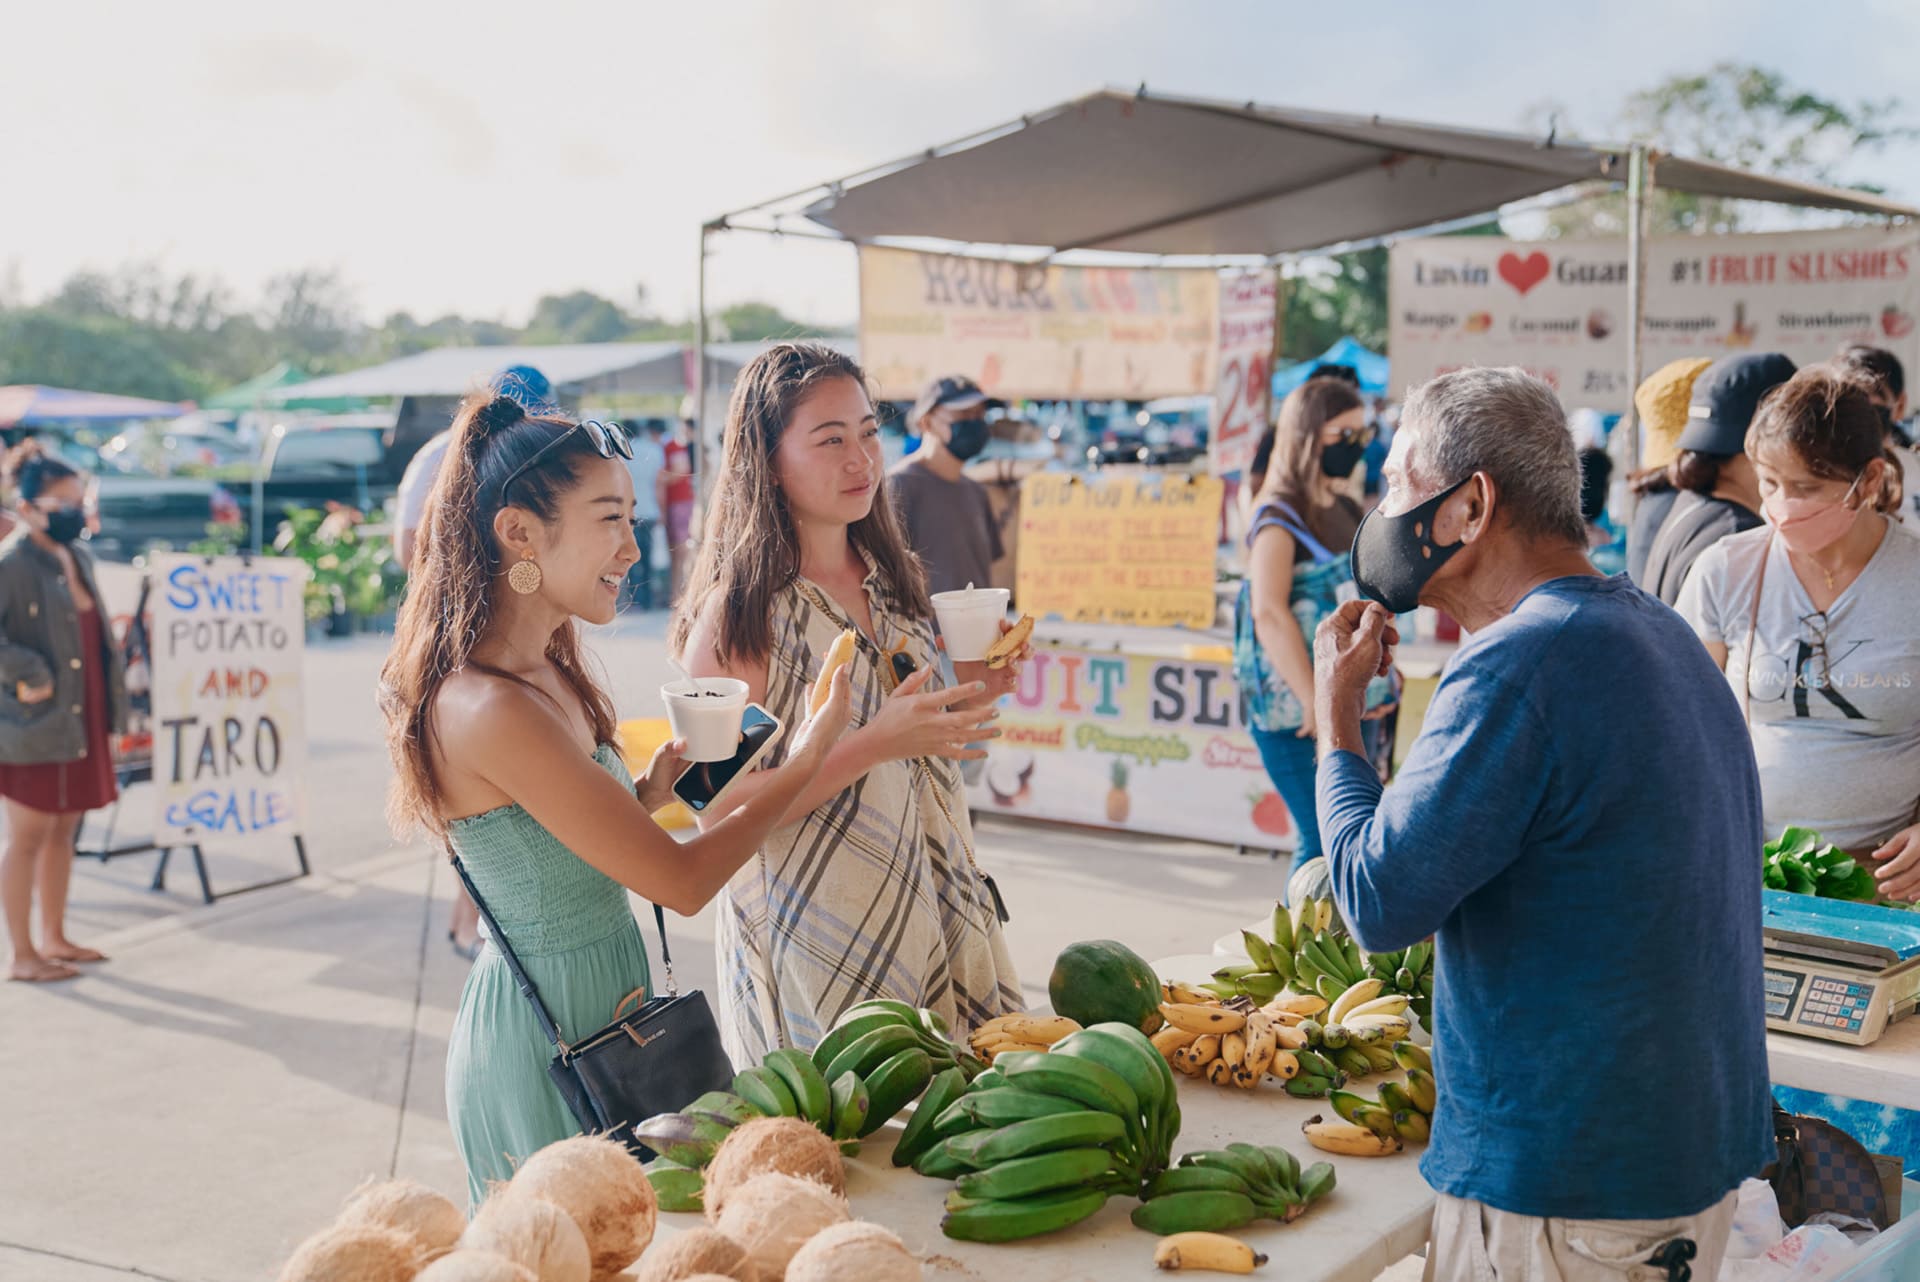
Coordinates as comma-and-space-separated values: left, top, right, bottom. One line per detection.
1321, 439, 1366, 479
945, 418, 990, 462
1350, 477, 1473, 615
43, 507, 86, 545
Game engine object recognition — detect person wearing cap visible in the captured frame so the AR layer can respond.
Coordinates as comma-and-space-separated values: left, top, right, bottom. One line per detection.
1641, 354, 1795, 606
1625, 357, 1715, 585
886, 376, 1006, 599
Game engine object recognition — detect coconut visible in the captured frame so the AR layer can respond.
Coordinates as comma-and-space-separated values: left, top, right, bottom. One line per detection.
337, 1177, 467, 1255
415, 1249, 537, 1282
508, 1135, 656, 1278
462, 1192, 591, 1282
276, 1224, 423, 1282
785, 1221, 919, 1282
632, 1227, 756, 1282
700, 1117, 844, 1224
712, 1174, 850, 1282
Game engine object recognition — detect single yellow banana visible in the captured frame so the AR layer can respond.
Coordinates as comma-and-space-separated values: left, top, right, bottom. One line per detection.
1264, 991, 1328, 1018
999, 1014, 1082, 1044
1271, 1023, 1311, 1051
1345, 993, 1411, 1020
1206, 1057, 1236, 1087
1302, 1115, 1404, 1156
1344, 1014, 1412, 1042
1268, 1049, 1300, 1081
1163, 980, 1214, 1005
1241, 1017, 1277, 1087
1161, 1003, 1246, 1034
1314, 899, 1334, 933
1152, 1026, 1202, 1058
1186, 1034, 1222, 1068
1327, 978, 1386, 1026
1153, 1231, 1268, 1273
1221, 1031, 1248, 1069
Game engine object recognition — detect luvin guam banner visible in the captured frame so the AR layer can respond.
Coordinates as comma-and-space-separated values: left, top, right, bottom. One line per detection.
964, 642, 1296, 850
1389, 226, 1920, 410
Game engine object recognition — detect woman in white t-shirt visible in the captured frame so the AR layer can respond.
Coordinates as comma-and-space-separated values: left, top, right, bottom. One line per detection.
1676, 367, 1920, 902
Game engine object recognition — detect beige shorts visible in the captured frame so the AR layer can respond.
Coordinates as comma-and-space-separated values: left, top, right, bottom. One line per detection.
1424, 1189, 1740, 1282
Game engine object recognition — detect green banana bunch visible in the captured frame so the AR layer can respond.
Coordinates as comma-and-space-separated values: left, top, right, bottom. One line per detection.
1130, 1143, 1335, 1233
1363, 938, 1436, 1029
892, 1067, 968, 1168
1325, 1045, 1439, 1147
925, 1024, 1183, 1241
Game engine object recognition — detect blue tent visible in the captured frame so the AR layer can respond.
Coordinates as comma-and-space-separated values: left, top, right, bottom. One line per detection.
1271, 337, 1389, 400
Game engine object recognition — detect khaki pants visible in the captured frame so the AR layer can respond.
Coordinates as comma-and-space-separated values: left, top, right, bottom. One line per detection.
1424, 1190, 1740, 1282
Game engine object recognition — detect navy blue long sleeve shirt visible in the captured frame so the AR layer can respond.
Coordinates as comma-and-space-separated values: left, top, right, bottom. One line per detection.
1318, 574, 1775, 1219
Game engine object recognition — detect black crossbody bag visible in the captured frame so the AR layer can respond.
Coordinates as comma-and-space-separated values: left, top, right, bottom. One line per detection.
449, 851, 735, 1159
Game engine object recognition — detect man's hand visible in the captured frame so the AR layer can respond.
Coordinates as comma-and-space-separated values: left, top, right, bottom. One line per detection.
1313, 602, 1397, 757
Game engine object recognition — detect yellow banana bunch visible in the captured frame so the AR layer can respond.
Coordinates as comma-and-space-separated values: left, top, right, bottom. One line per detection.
968, 1012, 1082, 1063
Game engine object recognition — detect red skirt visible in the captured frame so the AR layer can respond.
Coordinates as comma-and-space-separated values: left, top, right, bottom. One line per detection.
0, 607, 119, 814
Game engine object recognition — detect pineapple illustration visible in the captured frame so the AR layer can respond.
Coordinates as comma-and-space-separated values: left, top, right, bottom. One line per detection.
1106, 758, 1131, 824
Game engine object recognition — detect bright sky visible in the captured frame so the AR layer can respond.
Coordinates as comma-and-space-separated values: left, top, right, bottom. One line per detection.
8, 0, 1917, 330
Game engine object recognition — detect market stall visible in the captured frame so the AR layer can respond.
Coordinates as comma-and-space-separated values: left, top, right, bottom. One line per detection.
695, 87, 1912, 854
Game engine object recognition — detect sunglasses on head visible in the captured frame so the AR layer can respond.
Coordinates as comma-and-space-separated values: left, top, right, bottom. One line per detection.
500, 419, 632, 503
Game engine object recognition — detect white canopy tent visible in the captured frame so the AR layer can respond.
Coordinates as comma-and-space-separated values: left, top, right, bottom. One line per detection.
699, 86, 1916, 473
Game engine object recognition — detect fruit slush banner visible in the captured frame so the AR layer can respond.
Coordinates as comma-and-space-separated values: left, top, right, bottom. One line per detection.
151, 554, 309, 848
964, 642, 1292, 849
859, 245, 1220, 399
1389, 226, 1920, 411
1015, 473, 1223, 629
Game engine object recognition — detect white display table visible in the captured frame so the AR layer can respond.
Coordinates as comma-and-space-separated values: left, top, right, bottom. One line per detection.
652, 1069, 1437, 1282
1766, 1017, 1920, 1112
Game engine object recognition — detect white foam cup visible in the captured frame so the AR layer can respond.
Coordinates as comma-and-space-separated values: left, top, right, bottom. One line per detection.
930, 587, 1012, 661
660, 678, 750, 762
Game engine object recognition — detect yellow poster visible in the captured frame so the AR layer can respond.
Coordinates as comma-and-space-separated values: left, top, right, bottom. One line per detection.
1015, 474, 1223, 628
859, 246, 1220, 399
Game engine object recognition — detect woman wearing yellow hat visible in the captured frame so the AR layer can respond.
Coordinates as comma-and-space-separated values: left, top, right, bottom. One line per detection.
1625, 357, 1714, 585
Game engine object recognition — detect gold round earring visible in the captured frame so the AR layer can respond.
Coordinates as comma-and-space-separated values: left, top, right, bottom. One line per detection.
507, 549, 543, 595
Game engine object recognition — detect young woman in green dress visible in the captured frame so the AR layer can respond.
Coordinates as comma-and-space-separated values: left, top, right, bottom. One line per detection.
380, 392, 851, 1204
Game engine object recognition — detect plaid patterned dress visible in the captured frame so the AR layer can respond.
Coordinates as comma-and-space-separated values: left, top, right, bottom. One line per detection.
715, 562, 1022, 1064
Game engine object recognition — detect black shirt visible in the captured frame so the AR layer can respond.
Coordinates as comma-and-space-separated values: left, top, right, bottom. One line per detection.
1642, 491, 1763, 606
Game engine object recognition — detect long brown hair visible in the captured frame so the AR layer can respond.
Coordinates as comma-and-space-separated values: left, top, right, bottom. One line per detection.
380, 393, 620, 837
670, 342, 930, 666
1257, 376, 1365, 516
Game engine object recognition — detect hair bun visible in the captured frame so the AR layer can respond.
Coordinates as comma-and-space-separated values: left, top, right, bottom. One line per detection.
474, 395, 525, 437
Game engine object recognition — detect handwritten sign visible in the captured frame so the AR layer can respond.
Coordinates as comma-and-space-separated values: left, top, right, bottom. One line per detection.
1015, 474, 1223, 628
1209, 270, 1276, 478
964, 638, 1287, 849
859, 246, 1220, 399
151, 555, 309, 846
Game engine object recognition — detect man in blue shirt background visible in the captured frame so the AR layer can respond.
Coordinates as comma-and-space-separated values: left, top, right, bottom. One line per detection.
1312, 367, 1773, 1282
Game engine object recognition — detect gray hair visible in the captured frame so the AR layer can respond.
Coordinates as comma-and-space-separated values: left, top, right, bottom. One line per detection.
1401, 368, 1585, 545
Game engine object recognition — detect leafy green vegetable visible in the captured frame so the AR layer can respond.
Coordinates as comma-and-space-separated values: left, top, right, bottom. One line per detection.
1763, 827, 1879, 901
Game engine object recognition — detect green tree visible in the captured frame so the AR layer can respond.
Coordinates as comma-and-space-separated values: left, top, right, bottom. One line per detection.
0, 311, 203, 401
1280, 247, 1389, 362
1531, 64, 1914, 237
716, 300, 816, 342
525, 289, 635, 343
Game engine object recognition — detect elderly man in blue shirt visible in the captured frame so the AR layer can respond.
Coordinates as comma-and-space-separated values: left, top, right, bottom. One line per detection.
1312, 368, 1773, 1282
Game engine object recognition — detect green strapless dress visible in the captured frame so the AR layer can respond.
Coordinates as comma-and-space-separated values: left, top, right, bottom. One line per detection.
444, 744, 652, 1207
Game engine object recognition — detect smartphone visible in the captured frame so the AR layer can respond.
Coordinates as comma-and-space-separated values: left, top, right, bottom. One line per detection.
671, 703, 782, 814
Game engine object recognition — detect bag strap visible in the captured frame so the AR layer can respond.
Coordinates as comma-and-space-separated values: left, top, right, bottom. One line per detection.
1250, 499, 1338, 563
445, 844, 682, 1056
1743, 533, 1772, 727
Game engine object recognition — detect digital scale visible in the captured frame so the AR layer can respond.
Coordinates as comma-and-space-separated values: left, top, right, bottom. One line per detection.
1762, 890, 1920, 1046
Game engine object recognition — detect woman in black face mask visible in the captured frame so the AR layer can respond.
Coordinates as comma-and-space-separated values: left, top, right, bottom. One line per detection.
0, 440, 128, 982
1231, 379, 1399, 884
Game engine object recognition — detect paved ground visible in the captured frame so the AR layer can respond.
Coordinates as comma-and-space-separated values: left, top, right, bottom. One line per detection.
0, 613, 1422, 1281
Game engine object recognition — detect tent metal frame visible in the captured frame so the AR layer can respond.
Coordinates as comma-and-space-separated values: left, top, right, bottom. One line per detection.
693, 87, 1915, 499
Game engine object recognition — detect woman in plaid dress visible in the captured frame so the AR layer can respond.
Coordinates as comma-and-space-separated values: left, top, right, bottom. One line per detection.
673, 343, 1025, 1061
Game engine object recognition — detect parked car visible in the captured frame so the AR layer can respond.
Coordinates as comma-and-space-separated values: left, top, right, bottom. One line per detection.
229, 417, 403, 537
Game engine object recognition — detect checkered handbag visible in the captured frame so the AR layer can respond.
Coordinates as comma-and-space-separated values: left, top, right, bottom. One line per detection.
1763, 1102, 1891, 1230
